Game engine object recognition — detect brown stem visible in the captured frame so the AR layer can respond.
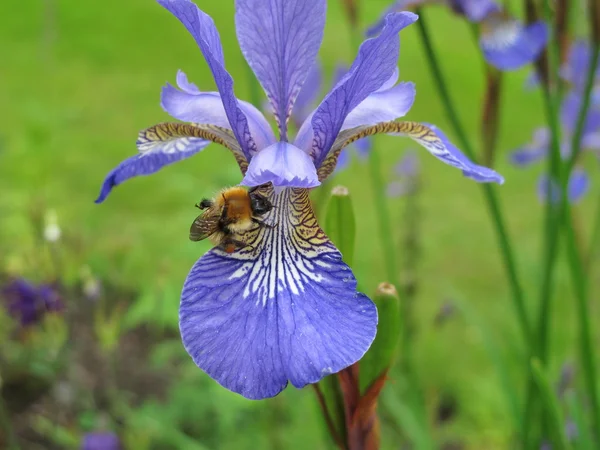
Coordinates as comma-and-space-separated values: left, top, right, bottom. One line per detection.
481, 68, 503, 167
312, 384, 346, 449
555, 0, 570, 62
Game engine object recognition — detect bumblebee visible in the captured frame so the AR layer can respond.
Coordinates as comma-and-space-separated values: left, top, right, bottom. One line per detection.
190, 186, 274, 253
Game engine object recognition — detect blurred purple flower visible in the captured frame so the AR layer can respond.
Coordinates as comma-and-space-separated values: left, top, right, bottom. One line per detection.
560, 40, 600, 92
387, 150, 420, 197
80, 432, 121, 450
2, 279, 63, 327
95, 0, 503, 400
510, 90, 600, 203
368, 0, 548, 71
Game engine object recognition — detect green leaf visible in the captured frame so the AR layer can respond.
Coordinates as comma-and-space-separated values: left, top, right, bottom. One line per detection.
324, 185, 356, 265
530, 359, 571, 450
359, 283, 401, 393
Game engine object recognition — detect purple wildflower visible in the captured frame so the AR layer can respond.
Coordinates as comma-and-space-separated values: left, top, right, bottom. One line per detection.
368, 0, 548, 71
80, 432, 121, 450
509, 89, 600, 203
2, 279, 63, 327
95, 0, 502, 399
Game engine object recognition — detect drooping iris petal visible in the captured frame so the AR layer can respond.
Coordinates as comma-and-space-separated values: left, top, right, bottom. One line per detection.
582, 130, 600, 150
537, 174, 560, 204
241, 142, 320, 188
509, 127, 549, 166
341, 82, 416, 130
560, 40, 600, 90
480, 19, 548, 71
158, 0, 258, 158
448, 0, 499, 22
307, 12, 418, 168
316, 121, 504, 183
536, 170, 590, 204
179, 188, 377, 399
161, 72, 276, 150
96, 123, 244, 203
235, 0, 326, 140
292, 63, 323, 127
428, 125, 504, 182
560, 91, 600, 136
568, 169, 590, 203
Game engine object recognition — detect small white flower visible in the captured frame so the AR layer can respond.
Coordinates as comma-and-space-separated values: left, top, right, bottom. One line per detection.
43, 210, 61, 242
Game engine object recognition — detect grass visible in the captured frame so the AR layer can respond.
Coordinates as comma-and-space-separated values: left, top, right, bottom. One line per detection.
1, 0, 598, 448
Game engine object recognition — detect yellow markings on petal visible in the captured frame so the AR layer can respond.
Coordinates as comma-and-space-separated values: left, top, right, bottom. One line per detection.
137, 122, 248, 174
317, 121, 444, 181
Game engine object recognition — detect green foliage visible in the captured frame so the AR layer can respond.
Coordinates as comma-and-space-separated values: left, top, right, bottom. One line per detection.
359, 283, 401, 393
325, 185, 356, 264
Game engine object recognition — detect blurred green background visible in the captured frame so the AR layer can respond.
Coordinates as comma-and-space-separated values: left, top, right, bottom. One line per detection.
1, 0, 597, 448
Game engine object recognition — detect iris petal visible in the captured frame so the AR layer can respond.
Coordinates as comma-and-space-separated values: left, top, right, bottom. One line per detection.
242, 142, 320, 188
480, 19, 548, 71
158, 0, 258, 158
509, 128, 549, 167
95, 124, 212, 203
96, 123, 246, 203
161, 72, 276, 150
180, 188, 377, 399
568, 169, 590, 203
537, 170, 590, 204
341, 82, 416, 130
305, 12, 418, 168
292, 63, 323, 128
316, 121, 503, 183
449, 0, 500, 22
235, 0, 326, 140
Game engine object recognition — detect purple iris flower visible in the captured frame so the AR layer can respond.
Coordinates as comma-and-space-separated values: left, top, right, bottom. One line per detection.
368, 0, 548, 71
560, 40, 600, 91
509, 93, 600, 203
80, 432, 121, 450
95, 0, 502, 399
2, 278, 63, 328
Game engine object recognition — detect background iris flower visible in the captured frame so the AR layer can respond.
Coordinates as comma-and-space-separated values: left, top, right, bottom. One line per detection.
2, 279, 63, 328
510, 41, 600, 203
368, 0, 548, 71
95, 0, 502, 399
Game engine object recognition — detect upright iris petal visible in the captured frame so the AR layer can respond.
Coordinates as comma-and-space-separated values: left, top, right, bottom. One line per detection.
308, 12, 418, 166
158, 0, 259, 158
235, 0, 326, 140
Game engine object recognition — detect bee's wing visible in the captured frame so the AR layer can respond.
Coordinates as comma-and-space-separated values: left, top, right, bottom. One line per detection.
189, 209, 221, 242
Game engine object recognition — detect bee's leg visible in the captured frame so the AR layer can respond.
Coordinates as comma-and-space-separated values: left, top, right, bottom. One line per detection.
221, 236, 250, 254
252, 218, 276, 229
195, 199, 214, 210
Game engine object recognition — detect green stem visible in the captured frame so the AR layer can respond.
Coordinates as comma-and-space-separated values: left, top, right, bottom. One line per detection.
415, 10, 531, 345
586, 194, 600, 270
564, 202, 600, 438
